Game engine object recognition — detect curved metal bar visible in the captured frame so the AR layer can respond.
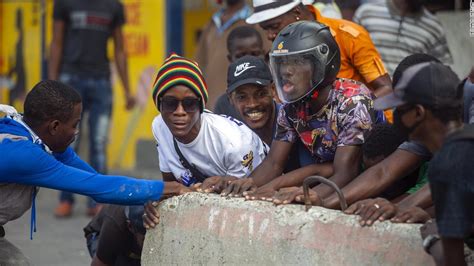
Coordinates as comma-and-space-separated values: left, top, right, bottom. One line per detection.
302, 175, 347, 211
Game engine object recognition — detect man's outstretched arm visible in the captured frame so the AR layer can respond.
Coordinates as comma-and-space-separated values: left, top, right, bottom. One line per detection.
324, 149, 424, 209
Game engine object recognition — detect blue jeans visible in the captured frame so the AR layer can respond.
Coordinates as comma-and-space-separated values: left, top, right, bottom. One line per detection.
59, 73, 113, 208
463, 79, 474, 124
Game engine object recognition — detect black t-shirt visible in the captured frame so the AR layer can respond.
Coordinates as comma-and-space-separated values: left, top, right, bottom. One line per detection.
428, 128, 474, 239
53, 0, 125, 77
84, 205, 141, 266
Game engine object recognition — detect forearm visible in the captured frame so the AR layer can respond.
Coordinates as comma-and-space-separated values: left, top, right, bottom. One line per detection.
266, 163, 333, 190
249, 159, 285, 187
115, 49, 131, 95
314, 170, 358, 199
397, 184, 432, 210
373, 84, 392, 98
113, 27, 131, 95
324, 165, 385, 208
48, 41, 62, 80
368, 74, 392, 98
48, 21, 65, 80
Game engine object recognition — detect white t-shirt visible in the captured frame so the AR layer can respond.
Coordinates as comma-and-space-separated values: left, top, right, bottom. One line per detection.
152, 112, 268, 185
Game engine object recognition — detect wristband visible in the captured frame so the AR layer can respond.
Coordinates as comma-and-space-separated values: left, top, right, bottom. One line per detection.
422, 234, 440, 254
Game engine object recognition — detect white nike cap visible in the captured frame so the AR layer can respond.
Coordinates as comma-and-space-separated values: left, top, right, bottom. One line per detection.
246, 0, 302, 24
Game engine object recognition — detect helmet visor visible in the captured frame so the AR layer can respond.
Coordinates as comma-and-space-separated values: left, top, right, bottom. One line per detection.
270, 44, 328, 103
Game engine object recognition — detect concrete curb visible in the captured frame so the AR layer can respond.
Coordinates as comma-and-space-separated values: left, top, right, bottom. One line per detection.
142, 193, 468, 265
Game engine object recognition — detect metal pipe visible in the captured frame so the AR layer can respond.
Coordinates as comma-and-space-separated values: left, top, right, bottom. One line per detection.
302, 175, 347, 211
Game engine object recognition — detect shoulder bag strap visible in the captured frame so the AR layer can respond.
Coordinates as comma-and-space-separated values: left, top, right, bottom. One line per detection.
173, 138, 207, 183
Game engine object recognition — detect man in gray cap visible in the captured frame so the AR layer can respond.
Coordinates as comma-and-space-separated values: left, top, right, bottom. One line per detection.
374, 62, 472, 266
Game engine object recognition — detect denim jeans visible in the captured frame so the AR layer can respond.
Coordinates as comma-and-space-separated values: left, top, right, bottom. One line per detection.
463, 79, 474, 124
59, 73, 112, 208
86, 232, 99, 258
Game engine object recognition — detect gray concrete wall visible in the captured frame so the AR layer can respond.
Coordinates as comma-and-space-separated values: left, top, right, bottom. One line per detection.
142, 193, 463, 266
437, 11, 474, 79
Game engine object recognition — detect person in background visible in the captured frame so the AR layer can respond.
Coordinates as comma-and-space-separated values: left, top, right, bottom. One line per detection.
353, 0, 453, 77
304, 0, 342, 19
49, 0, 136, 217
84, 205, 146, 266
194, 0, 269, 109
462, 67, 474, 124
214, 25, 266, 119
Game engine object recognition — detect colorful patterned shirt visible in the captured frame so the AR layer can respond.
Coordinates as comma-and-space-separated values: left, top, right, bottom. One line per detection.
275, 79, 381, 163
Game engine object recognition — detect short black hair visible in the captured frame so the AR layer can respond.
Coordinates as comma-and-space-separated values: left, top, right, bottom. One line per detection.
392, 54, 441, 86
226, 26, 263, 54
24, 80, 82, 128
363, 123, 406, 159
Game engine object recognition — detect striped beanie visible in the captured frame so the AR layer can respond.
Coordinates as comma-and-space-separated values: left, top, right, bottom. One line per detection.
152, 54, 208, 112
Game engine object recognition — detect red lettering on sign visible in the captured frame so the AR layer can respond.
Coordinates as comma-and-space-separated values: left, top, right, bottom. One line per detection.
124, 32, 149, 56
125, 2, 140, 26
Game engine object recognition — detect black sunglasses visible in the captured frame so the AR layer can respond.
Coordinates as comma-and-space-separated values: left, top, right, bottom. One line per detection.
160, 96, 200, 113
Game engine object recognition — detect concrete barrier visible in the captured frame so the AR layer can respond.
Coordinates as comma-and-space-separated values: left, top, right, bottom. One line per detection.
142, 193, 471, 265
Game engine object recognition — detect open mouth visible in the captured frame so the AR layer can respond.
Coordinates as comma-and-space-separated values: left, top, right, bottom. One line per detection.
282, 80, 295, 93
244, 110, 266, 122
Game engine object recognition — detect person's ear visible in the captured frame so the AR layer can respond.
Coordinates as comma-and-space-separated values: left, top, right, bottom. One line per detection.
413, 104, 427, 122
292, 6, 302, 20
227, 93, 234, 106
48, 120, 61, 136
227, 54, 232, 62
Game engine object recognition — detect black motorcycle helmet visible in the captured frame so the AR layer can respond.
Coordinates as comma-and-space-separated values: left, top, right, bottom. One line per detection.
269, 21, 340, 103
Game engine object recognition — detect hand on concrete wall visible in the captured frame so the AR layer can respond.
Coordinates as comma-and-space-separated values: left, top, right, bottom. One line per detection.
195, 176, 238, 194
143, 201, 160, 229
344, 198, 397, 226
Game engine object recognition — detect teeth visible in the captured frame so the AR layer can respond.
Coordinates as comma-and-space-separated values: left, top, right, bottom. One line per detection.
246, 111, 264, 121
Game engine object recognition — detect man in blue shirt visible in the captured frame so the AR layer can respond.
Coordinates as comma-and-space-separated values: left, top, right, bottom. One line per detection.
0, 80, 188, 265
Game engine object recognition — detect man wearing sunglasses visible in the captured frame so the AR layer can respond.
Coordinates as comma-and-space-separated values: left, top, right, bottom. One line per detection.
148, 54, 268, 201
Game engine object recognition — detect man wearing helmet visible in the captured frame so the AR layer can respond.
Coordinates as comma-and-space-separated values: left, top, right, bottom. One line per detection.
205, 21, 383, 203
245, 0, 392, 98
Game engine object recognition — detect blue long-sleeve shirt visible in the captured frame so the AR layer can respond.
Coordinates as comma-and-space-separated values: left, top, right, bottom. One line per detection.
0, 118, 164, 205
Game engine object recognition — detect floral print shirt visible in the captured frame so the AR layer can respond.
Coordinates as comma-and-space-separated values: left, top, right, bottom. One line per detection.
275, 78, 383, 163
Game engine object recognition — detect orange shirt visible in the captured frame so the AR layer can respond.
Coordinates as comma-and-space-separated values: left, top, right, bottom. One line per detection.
308, 5, 387, 85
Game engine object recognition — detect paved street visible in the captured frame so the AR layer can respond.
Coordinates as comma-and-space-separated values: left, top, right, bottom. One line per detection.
3, 167, 160, 266
4, 188, 91, 266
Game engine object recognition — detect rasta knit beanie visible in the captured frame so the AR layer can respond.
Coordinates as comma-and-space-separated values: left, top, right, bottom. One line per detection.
152, 53, 208, 112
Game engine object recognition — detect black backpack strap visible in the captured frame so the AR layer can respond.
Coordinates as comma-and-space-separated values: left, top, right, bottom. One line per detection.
173, 138, 207, 183
446, 124, 474, 143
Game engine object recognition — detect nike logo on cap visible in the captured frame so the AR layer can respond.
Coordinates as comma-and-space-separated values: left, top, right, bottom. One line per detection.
234, 62, 256, 77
